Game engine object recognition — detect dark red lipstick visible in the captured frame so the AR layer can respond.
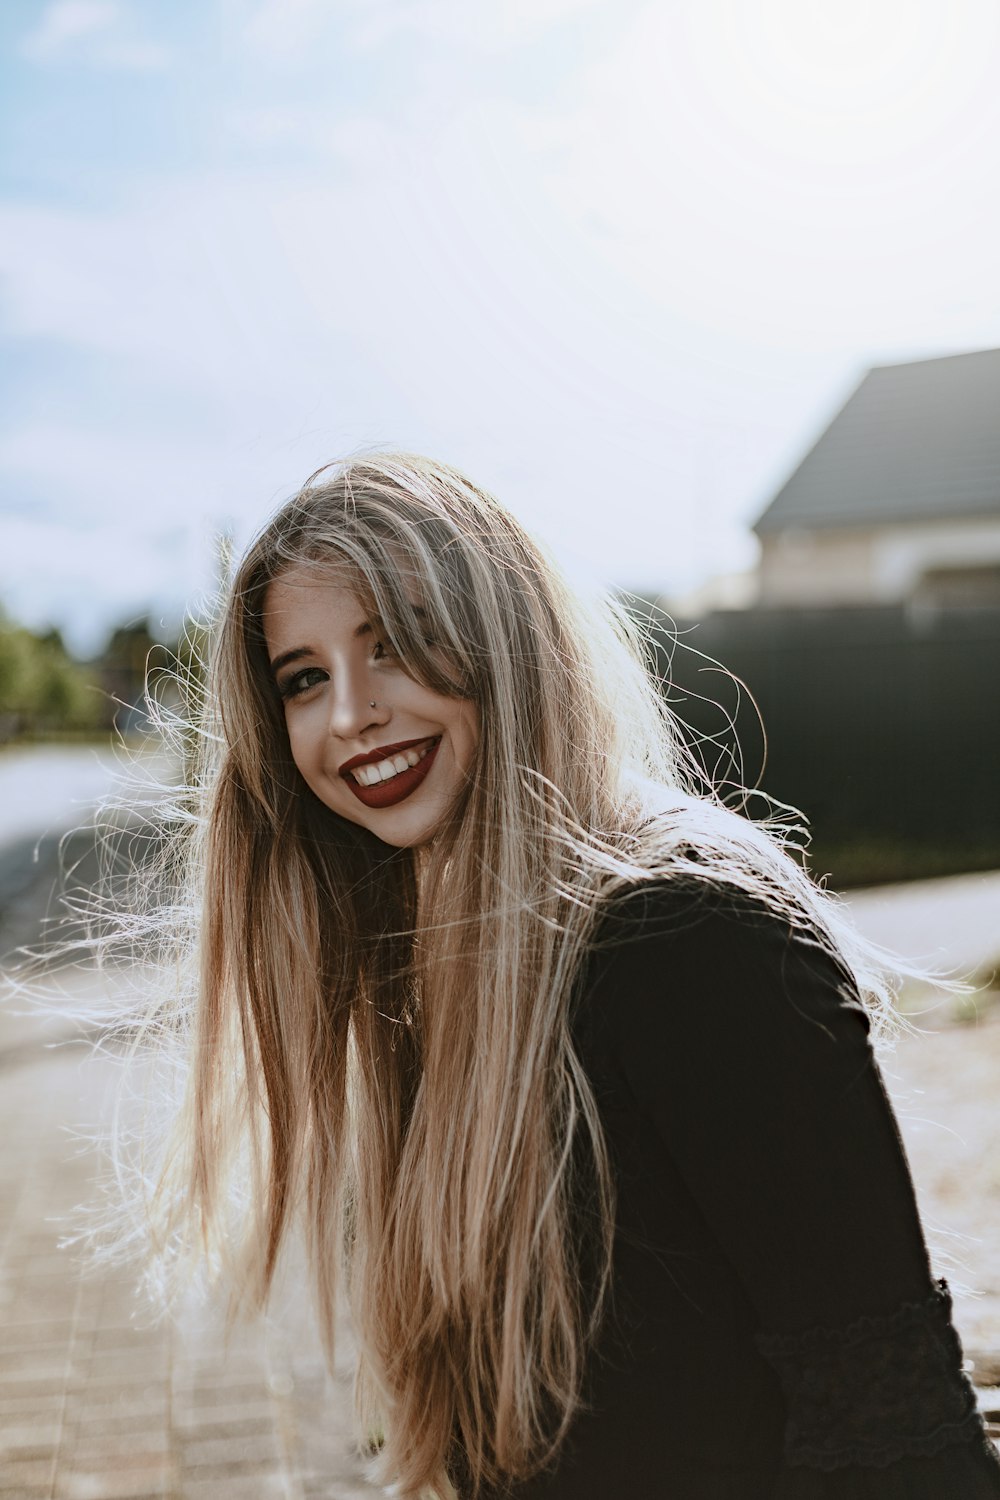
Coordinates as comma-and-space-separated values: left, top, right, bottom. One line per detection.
341, 737, 441, 809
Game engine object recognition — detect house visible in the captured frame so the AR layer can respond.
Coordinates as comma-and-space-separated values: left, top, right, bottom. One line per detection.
753, 347, 1000, 608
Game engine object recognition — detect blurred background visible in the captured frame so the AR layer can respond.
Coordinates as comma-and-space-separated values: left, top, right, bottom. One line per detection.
2, 2, 1000, 1495
3, 0, 1000, 879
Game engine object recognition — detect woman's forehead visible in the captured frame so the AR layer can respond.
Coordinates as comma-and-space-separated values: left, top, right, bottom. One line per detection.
268, 555, 365, 594
271, 541, 427, 593
262, 557, 426, 632
262, 568, 362, 642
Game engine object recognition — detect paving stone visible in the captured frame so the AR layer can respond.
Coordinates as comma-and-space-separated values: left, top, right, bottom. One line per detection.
0, 1422, 62, 1458
65, 1432, 172, 1464
0, 1373, 70, 1401
0, 1390, 65, 1417
173, 1380, 273, 1408
66, 1412, 169, 1442
55, 1466, 174, 1500
0, 1455, 56, 1493
0, 1311, 75, 1336
181, 1475, 294, 1500
65, 1385, 167, 1414
15, 1254, 77, 1278
179, 1429, 284, 1470
73, 1352, 170, 1387
303, 1483, 378, 1500
1, 1330, 76, 1359
171, 1408, 275, 1436
0, 1351, 72, 1383
90, 1326, 162, 1352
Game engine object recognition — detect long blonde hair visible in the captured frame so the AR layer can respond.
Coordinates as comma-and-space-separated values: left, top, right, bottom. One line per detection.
143, 453, 891, 1498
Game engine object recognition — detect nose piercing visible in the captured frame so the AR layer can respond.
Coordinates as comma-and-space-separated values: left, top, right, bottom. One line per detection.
369, 700, 377, 709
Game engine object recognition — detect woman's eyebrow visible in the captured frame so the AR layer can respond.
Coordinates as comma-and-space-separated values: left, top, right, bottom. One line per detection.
269, 646, 312, 676
269, 621, 375, 676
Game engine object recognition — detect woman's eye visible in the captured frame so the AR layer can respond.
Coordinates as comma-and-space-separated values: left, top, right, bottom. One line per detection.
279, 666, 327, 700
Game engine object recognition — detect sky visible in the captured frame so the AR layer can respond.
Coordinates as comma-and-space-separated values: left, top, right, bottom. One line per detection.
3, 0, 1000, 653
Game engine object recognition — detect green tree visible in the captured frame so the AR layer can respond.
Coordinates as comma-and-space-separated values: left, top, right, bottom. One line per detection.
0, 612, 103, 740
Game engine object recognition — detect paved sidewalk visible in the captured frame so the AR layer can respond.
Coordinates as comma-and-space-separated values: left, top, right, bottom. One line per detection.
848, 867, 1000, 982
1, 1030, 381, 1499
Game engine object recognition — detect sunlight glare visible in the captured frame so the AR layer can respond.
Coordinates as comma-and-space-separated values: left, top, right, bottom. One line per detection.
691, 0, 996, 166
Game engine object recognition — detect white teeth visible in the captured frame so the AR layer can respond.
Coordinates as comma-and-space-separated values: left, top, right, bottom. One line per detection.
350, 740, 435, 787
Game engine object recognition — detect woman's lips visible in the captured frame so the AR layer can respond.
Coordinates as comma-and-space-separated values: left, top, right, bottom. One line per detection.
342, 739, 441, 808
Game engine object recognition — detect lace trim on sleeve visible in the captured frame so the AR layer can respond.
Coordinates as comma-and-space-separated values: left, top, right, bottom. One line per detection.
756, 1279, 987, 1471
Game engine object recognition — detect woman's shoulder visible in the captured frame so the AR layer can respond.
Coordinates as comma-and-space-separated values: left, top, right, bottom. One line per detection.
589, 855, 837, 968
577, 865, 871, 1070
589, 794, 859, 989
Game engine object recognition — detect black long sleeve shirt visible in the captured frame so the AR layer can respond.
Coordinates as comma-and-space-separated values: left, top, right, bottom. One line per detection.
500, 882, 1000, 1498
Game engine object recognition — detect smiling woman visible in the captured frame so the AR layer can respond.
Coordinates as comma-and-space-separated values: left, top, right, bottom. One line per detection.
131, 453, 1000, 1500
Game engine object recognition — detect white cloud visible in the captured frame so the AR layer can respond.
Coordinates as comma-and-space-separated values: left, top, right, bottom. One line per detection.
20, 0, 170, 69
539, 0, 1000, 351
0, 127, 844, 637
240, 0, 606, 59
91, 37, 171, 69
240, 0, 330, 59
8, 0, 1000, 645
0, 184, 329, 395
345, 0, 606, 52
21, 1, 119, 58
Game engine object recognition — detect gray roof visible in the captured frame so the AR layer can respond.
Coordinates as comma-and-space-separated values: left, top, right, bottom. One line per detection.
754, 348, 1000, 534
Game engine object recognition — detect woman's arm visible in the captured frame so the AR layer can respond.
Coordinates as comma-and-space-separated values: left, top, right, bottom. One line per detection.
592, 885, 1000, 1495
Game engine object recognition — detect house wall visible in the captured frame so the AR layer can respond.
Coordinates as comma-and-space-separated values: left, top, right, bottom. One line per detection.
757, 516, 1000, 606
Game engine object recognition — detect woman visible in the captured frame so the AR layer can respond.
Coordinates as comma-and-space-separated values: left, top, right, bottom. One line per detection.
148, 452, 1000, 1498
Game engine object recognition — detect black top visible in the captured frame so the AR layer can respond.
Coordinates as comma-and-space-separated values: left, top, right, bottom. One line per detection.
500, 882, 1000, 1499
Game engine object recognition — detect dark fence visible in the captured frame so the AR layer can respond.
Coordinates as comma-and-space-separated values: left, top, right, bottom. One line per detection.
651, 604, 1000, 885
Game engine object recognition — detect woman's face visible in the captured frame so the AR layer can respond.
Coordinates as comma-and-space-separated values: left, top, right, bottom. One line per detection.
263, 566, 479, 848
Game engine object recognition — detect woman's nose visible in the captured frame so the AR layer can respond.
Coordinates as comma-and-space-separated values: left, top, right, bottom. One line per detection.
326, 673, 389, 740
